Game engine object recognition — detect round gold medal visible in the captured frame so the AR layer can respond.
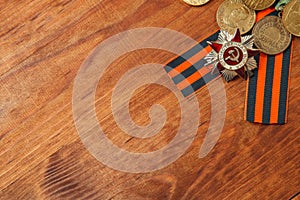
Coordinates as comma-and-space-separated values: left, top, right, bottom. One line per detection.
242, 0, 276, 10
282, 0, 300, 37
182, 0, 210, 6
216, 0, 256, 34
252, 16, 292, 55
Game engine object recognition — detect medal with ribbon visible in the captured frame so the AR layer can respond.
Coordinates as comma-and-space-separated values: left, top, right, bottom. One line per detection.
204, 29, 259, 81
165, 0, 298, 124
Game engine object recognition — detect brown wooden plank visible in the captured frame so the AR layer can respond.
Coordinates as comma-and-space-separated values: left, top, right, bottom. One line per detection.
0, 0, 299, 199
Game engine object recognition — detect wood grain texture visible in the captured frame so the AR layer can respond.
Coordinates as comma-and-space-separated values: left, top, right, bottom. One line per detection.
0, 0, 299, 199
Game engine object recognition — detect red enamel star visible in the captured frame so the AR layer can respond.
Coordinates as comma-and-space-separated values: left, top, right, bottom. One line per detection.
204, 29, 260, 82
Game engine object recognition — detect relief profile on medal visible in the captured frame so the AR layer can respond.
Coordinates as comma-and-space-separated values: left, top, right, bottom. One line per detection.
204, 29, 260, 82
217, 0, 256, 34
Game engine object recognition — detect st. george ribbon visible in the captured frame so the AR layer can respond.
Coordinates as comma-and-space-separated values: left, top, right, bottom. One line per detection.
164, 8, 293, 125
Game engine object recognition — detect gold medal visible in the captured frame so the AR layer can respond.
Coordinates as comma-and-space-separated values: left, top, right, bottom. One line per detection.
282, 0, 300, 37
252, 16, 292, 55
216, 0, 256, 34
182, 0, 210, 6
242, 0, 276, 10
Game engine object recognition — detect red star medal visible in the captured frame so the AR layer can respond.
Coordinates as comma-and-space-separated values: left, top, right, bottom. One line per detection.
204, 29, 260, 82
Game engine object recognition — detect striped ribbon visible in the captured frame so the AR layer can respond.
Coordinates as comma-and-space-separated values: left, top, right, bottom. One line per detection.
164, 31, 220, 97
164, 8, 293, 124
245, 9, 293, 124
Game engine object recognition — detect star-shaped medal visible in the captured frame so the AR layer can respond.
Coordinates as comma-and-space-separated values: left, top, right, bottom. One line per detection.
204, 29, 260, 82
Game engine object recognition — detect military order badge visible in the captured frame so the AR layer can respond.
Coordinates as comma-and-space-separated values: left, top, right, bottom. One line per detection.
204, 29, 260, 82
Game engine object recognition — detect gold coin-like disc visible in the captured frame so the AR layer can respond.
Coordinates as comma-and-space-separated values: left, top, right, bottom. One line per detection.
242, 0, 276, 10
182, 0, 210, 6
252, 16, 292, 55
282, 0, 300, 37
216, 0, 256, 34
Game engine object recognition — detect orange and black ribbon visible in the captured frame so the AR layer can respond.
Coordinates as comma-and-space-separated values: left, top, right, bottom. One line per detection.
164, 8, 293, 124
245, 9, 293, 124
164, 32, 220, 97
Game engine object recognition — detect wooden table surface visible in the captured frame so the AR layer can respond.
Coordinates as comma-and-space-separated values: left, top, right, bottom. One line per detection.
0, 0, 299, 199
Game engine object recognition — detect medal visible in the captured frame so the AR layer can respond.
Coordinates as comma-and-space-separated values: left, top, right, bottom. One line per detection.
167, 0, 295, 125
252, 16, 292, 55
204, 29, 260, 82
182, 0, 210, 6
216, 0, 256, 34
242, 0, 276, 10
282, 0, 300, 37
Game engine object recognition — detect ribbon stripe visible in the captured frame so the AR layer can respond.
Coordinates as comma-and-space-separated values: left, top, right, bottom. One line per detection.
279, 46, 291, 122
263, 55, 275, 123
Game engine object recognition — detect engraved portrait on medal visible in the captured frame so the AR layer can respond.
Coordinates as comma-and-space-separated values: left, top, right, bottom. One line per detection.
217, 0, 256, 34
